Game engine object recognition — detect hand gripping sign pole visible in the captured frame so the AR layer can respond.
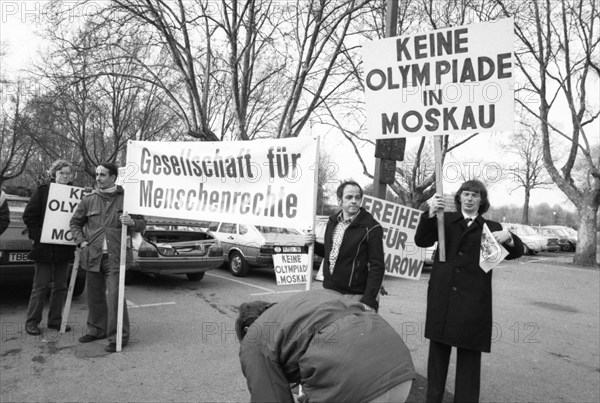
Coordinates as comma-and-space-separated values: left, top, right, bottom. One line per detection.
116, 219, 128, 352
305, 136, 320, 291
433, 135, 446, 262
60, 249, 80, 333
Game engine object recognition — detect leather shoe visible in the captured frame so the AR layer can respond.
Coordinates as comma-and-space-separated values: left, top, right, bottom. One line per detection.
25, 323, 41, 336
105, 341, 128, 353
48, 324, 71, 332
79, 334, 106, 343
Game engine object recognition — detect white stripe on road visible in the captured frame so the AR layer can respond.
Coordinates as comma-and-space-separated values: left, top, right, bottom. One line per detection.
250, 289, 304, 296
205, 272, 275, 293
126, 300, 176, 308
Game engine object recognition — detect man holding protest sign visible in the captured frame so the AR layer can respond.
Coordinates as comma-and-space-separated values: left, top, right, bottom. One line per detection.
70, 162, 145, 353
414, 180, 523, 402
22, 160, 76, 336
305, 181, 385, 311
237, 289, 415, 402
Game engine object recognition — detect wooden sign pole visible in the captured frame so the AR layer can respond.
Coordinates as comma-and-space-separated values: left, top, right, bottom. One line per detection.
116, 221, 128, 352
306, 136, 320, 291
433, 135, 446, 262
60, 250, 80, 333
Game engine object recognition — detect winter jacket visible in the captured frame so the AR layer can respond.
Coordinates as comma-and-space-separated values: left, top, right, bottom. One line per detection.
22, 182, 75, 263
239, 289, 415, 403
70, 186, 145, 272
414, 212, 524, 352
314, 208, 385, 310
0, 191, 9, 236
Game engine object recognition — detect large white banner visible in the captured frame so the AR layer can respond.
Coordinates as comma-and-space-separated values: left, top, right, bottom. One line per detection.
41, 183, 89, 245
362, 195, 426, 280
122, 138, 318, 228
363, 18, 514, 139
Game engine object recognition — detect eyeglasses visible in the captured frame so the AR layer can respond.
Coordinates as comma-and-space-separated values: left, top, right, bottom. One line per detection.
58, 172, 73, 177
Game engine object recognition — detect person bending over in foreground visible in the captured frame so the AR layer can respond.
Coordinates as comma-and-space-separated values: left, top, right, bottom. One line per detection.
236, 289, 415, 403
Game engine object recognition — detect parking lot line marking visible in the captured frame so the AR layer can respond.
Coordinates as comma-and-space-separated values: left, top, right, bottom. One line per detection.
250, 289, 304, 296
131, 302, 177, 308
205, 272, 275, 292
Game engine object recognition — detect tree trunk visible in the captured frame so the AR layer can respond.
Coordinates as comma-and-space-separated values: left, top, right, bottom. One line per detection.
522, 190, 530, 225
573, 199, 599, 267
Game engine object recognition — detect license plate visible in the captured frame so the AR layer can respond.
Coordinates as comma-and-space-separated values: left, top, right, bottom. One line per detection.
8, 252, 31, 262
281, 246, 301, 253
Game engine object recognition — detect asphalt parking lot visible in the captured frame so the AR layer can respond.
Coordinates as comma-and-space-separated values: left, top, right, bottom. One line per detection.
1, 252, 598, 402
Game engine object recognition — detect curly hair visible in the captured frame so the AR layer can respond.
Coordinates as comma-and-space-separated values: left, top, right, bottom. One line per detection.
454, 179, 490, 214
48, 159, 73, 179
235, 301, 276, 341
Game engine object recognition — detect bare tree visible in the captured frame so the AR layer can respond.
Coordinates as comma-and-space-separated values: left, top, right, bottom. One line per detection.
503, 121, 554, 224
0, 83, 34, 187
29, 23, 180, 180
488, 0, 600, 266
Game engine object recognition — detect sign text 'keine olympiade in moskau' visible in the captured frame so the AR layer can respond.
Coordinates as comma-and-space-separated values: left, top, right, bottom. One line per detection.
363, 18, 514, 139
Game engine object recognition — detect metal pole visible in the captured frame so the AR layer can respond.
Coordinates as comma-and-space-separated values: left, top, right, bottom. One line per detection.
373, 0, 399, 199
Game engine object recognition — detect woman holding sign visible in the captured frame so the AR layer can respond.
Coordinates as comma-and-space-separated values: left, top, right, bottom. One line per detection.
23, 160, 76, 336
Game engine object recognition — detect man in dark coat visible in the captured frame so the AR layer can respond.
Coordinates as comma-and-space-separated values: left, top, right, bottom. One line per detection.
414, 180, 523, 402
22, 160, 76, 335
237, 289, 415, 402
305, 180, 385, 311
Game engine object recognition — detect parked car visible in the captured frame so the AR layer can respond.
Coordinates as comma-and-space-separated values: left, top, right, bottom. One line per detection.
208, 221, 314, 277
130, 217, 223, 281
0, 195, 85, 295
543, 225, 577, 251
502, 223, 560, 254
534, 227, 572, 251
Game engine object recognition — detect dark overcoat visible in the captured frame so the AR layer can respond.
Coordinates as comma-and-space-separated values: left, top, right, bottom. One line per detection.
414, 212, 523, 352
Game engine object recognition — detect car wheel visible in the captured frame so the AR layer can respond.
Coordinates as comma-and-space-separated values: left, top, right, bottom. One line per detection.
229, 251, 249, 277
186, 272, 205, 281
73, 276, 86, 297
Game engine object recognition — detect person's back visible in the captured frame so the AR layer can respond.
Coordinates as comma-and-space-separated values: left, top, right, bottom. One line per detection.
239, 289, 414, 402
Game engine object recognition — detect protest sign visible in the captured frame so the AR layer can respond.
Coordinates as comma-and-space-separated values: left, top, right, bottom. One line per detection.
363, 18, 514, 139
40, 183, 89, 245
479, 223, 509, 272
122, 138, 318, 229
362, 195, 425, 280
272, 254, 310, 285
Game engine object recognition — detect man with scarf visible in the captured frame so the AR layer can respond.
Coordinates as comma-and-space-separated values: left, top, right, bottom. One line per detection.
70, 162, 146, 353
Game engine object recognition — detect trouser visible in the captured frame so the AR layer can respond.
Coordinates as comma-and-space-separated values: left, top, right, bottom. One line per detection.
25, 261, 69, 327
85, 255, 129, 343
369, 380, 413, 403
426, 340, 481, 403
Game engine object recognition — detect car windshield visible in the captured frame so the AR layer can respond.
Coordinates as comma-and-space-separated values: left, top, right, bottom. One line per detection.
521, 225, 538, 235
550, 228, 568, 236
255, 226, 301, 235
